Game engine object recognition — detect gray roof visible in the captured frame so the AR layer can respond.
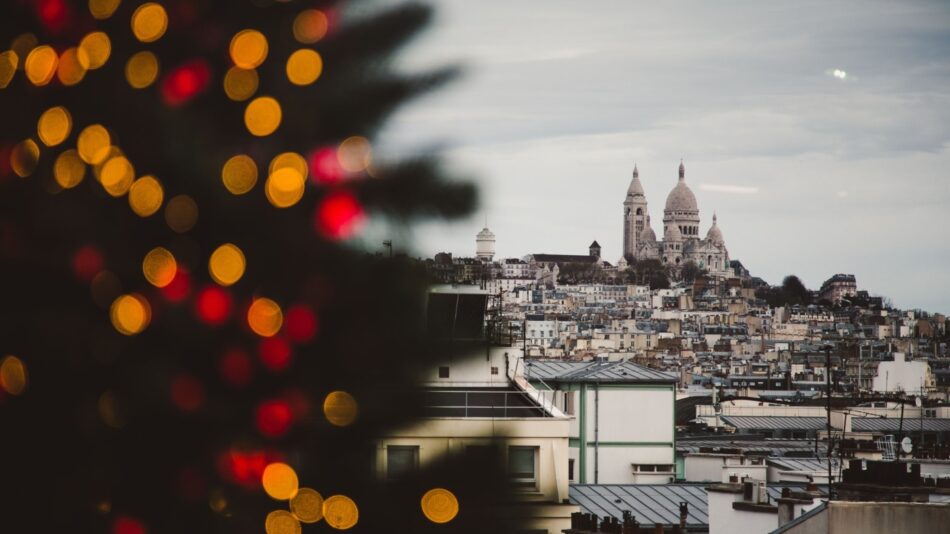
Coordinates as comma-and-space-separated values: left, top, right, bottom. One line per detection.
524, 360, 678, 384
720, 416, 828, 430
850, 418, 950, 432
767, 457, 831, 473
677, 438, 827, 456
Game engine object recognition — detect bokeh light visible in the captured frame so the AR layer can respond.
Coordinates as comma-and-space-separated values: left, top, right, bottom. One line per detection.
110, 294, 151, 335
337, 136, 372, 173
10, 139, 40, 177
37, 106, 71, 146
161, 267, 190, 302
230, 29, 268, 69
10, 33, 38, 63
323, 495, 359, 530
100, 156, 135, 197
142, 247, 177, 288
265, 510, 301, 534
0, 355, 28, 396
131, 2, 168, 43
128, 175, 164, 217
195, 285, 232, 326
309, 147, 345, 184
293, 10, 329, 44
262, 462, 298, 500
265, 167, 305, 208
125, 51, 159, 89
219, 348, 253, 387
208, 243, 245, 286
161, 59, 211, 107
258, 337, 292, 372
170, 373, 204, 412
285, 305, 318, 343
291, 488, 324, 523
77, 124, 111, 164
315, 191, 365, 239
221, 154, 258, 194
245, 96, 282, 136
323, 391, 358, 427
90, 0, 121, 20
25, 45, 57, 85
72, 245, 103, 281
223, 66, 258, 101
286, 49, 322, 86
54, 149, 86, 188
165, 194, 198, 233
0, 50, 18, 88
56, 47, 88, 85
78, 31, 111, 69
256, 399, 293, 437
112, 516, 146, 534
247, 298, 283, 337
269, 152, 309, 180
421, 488, 460, 524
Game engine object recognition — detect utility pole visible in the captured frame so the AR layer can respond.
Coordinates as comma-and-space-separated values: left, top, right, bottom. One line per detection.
825, 346, 833, 495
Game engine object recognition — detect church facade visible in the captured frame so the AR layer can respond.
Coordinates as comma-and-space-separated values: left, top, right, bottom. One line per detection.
623, 162, 730, 275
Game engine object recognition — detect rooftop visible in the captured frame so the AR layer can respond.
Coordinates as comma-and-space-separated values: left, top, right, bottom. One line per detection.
524, 360, 678, 384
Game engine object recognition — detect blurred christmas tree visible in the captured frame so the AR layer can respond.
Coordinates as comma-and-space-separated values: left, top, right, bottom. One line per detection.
0, 1, 519, 532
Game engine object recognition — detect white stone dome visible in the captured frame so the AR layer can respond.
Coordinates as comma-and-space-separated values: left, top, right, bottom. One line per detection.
664, 223, 682, 241
477, 227, 495, 239
627, 165, 645, 197
706, 214, 724, 244
665, 163, 698, 213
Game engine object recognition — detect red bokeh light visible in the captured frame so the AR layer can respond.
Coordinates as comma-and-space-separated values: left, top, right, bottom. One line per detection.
195, 285, 232, 325
255, 399, 293, 438
160, 59, 212, 107
170, 373, 204, 412
309, 147, 344, 184
112, 516, 146, 534
258, 337, 292, 372
284, 305, 318, 343
282, 387, 312, 421
35, 0, 71, 35
161, 268, 191, 303
219, 348, 253, 387
315, 191, 365, 239
216, 448, 283, 489
72, 246, 103, 282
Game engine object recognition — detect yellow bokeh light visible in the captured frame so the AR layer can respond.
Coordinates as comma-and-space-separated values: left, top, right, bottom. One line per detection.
293, 10, 329, 44
337, 136, 372, 173
110, 294, 151, 335
10, 139, 40, 178
56, 47, 89, 86
142, 247, 176, 288
230, 29, 268, 69
77, 124, 112, 164
0, 355, 28, 396
10, 34, 37, 66
223, 66, 258, 101
25, 45, 58, 86
92, 146, 123, 182
131, 3, 168, 43
89, 0, 121, 20
265, 510, 301, 534
269, 152, 308, 180
165, 194, 199, 233
54, 149, 87, 189
37, 106, 72, 147
247, 298, 282, 337
221, 154, 257, 194
129, 175, 164, 217
290, 488, 324, 524
100, 156, 135, 197
78, 32, 111, 70
125, 51, 159, 89
286, 49, 323, 86
420, 488, 460, 524
261, 462, 298, 501
208, 243, 246, 286
1, 50, 20, 89
244, 96, 282, 137
323, 495, 359, 530
323, 391, 358, 427
265, 167, 305, 208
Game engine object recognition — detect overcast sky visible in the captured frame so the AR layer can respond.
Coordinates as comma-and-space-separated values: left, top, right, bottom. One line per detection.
372, 0, 950, 313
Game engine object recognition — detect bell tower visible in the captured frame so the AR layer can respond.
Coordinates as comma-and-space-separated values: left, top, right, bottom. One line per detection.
623, 164, 649, 259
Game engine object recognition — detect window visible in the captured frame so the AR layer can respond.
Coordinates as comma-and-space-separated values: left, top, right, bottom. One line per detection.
491, 366, 499, 375
508, 446, 538, 488
568, 459, 575, 481
438, 366, 449, 378
387, 445, 419, 480
565, 392, 575, 415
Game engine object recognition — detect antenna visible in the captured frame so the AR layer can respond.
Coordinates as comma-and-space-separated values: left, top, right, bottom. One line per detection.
900, 437, 913, 454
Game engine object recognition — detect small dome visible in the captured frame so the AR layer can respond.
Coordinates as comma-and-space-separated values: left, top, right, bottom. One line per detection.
664, 223, 682, 242
706, 213, 724, 244
664, 162, 698, 213
640, 216, 657, 243
626, 164, 645, 197
477, 227, 495, 239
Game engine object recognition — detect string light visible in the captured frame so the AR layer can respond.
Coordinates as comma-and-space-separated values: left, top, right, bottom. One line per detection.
293, 10, 329, 44
77, 124, 111, 164
420, 488, 460, 524
265, 167, 305, 208
262, 462, 298, 500
0, 50, 17, 88
128, 175, 164, 217
269, 152, 308, 180
54, 149, 86, 188
221, 154, 258, 194
56, 47, 87, 86
258, 337, 292, 372
247, 298, 283, 337
10, 34, 38, 63
195, 286, 232, 325
322, 495, 359, 530
230, 30, 268, 69
110, 294, 151, 335
323, 391, 358, 427
78, 31, 111, 70
142, 247, 177, 288
290, 488, 324, 523
255, 399, 293, 437
0, 355, 28, 396
89, 0, 121, 20
244, 96, 282, 136
125, 51, 159, 89
99, 156, 135, 197
24, 45, 58, 85
286, 49, 322, 86
337, 136, 372, 173
10, 139, 40, 177
37, 106, 72, 147
131, 3, 168, 43
165, 194, 198, 233
208, 243, 246, 286
265, 510, 301, 534
223, 66, 258, 101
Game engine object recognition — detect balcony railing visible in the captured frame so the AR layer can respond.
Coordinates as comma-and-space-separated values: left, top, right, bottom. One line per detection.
422, 389, 551, 418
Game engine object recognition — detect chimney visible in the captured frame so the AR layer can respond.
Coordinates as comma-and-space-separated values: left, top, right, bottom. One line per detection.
679, 502, 688, 529
653, 523, 664, 534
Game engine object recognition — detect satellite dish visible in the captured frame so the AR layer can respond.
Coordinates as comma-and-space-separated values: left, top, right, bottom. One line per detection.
915, 397, 923, 408
900, 437, 913, 454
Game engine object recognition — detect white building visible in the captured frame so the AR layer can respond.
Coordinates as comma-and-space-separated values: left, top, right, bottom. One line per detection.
475, 226, 495, 262
872, 352, 933, 395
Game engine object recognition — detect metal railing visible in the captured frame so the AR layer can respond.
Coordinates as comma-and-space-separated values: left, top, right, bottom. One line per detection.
422, 389, 552, 418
